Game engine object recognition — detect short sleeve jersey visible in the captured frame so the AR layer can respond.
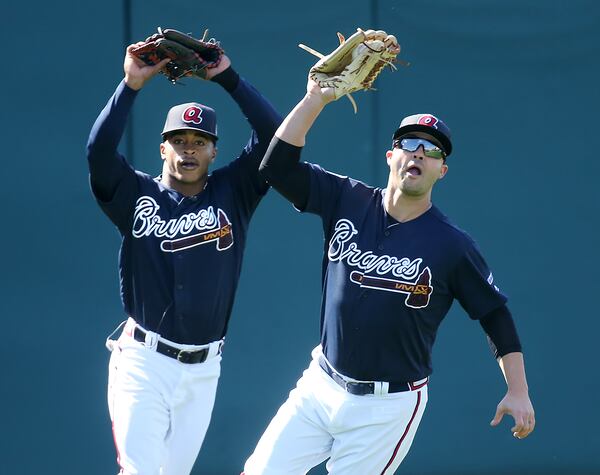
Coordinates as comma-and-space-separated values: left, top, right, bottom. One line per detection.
303, 164, 507, 382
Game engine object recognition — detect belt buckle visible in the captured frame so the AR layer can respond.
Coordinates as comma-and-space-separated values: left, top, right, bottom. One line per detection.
176, 348, 207, 364
177, 350, 193, 363
345, 381, 374, 396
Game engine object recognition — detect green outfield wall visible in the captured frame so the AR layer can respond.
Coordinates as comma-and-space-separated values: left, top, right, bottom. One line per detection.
1, 1, 598, 473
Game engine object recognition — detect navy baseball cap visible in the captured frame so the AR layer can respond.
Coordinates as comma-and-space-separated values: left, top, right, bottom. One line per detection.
162, 102, 218, 141
392, 113, 452, 156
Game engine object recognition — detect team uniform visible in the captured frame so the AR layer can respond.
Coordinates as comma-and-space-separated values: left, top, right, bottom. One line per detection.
86, 68, 280, 474
243, 124, 522, 474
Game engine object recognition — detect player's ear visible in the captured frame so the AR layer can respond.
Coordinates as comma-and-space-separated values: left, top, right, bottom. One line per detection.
159, 142, 166, 160
439, 162, 449, 179
210, 146, 218, 163
386, 149, 393, 165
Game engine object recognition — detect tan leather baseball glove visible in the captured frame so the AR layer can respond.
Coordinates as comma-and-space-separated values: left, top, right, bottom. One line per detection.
300, 28, 406, 113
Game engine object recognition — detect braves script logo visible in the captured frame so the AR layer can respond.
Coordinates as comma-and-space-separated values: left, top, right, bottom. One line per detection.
132, 196, 233, 252
418, 115, 439, 129
328, 219, 433, 308
182, 106, 203, 125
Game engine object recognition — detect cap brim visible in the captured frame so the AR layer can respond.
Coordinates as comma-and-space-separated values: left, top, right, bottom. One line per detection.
161, 127, 219, 141
393, 125, 452, 156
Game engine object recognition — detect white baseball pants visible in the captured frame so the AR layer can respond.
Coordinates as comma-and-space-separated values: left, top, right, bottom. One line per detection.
107, 321, 222, 475
244, 347, 428, 475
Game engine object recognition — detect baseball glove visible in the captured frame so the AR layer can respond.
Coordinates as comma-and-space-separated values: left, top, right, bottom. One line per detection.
299, 28, 406, 113
131, 27, 224, 83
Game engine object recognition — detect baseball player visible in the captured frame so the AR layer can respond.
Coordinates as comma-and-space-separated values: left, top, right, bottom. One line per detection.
242, 78, 535, 475
86, 41, 281, 474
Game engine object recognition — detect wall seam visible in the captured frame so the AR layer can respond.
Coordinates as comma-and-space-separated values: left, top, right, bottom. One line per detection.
123, 0, 134, 165
370, 0, 380, 184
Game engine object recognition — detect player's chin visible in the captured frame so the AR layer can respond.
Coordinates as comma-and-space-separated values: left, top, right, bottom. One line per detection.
173, 170, 203, 184
400, 181, 427, 197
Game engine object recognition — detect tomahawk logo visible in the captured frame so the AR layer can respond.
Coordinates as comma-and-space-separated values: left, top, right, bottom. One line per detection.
349, 269, 433, 309
328, 219, 433, 308
160, 210, 233, 252
132, 196, 233, 252
182, 106, 203, 125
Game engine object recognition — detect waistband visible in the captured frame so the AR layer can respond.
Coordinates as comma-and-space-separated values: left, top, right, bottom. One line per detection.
318, 354, 428, 396
108, 318, 223, 364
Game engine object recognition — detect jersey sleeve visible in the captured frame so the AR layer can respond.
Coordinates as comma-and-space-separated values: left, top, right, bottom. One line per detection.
258, 138, 363, 231
86, 80, 140, 233
449, 239, 508, 320
218, 71, 282, 217
479, 305, 522, 358
94, 170, 144, 234
225, 132, 270, 218
303, 163, 349, 229
258, 137, 310, 209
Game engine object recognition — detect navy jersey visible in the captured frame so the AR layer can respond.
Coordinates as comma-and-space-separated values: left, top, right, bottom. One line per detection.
303, 164, 507, 382
87, 78, 281, 345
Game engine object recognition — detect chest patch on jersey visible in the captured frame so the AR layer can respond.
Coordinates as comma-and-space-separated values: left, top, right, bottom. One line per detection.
132, 196, 233, 252
328, 219, 433, 308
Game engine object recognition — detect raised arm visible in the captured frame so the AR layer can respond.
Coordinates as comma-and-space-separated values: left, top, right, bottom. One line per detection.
207, 56, 281, 145
257, 79, 336, 208
86, 44, 168, 201
277, 79, 334, 146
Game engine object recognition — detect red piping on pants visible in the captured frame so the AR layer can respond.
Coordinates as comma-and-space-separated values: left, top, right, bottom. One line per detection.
380, 390, 422, 475
112, 420, 124, 473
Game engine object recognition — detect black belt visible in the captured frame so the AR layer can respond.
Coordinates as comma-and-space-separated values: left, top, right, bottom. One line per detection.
133, 327, 213, 364
318, 355, 426, 395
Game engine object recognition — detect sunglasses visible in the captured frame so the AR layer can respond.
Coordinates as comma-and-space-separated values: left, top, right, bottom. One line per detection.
394, 137, 446, 160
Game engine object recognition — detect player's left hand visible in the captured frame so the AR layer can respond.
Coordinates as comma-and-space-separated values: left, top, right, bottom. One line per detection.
205, 54, 231, 80
490, 390, 535, 439
124, 42, 171, 90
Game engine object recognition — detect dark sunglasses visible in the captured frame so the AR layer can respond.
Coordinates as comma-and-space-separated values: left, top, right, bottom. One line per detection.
394, 137, 446, 160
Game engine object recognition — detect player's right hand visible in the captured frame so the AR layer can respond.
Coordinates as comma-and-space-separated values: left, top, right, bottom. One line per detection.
124, 43, 170, 91
306, 77, 336, 105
